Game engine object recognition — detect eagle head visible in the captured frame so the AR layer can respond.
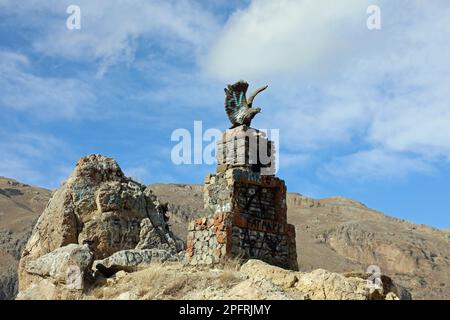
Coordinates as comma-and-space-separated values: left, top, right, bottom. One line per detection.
243, 107, 261, 126
249, 107, 261, 117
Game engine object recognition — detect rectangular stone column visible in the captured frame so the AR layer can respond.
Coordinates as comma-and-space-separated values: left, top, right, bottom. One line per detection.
186, 125, 298, 270
186, 168, 298, 270
216, 125, 275, 175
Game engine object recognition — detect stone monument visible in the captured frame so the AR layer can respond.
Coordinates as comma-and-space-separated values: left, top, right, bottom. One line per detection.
186, 81, 298, 270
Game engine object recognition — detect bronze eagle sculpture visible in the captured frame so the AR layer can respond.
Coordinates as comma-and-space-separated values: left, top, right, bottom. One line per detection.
224, 80, 268, 128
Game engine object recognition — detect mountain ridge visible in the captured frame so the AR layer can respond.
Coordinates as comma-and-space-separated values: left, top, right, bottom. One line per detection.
0, 177, 448, 299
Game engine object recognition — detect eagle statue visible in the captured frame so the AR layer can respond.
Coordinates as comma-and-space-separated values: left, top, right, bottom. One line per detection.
224, 80, 268, 128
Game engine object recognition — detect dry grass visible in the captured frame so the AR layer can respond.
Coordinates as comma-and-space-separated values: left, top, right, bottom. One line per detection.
222, 256, 245, 271
217, 269, 240, 288
162, 276, 188, 296
86, 261, 246, 300
131, 263, 170, 299
86, 264, 166, 300
132, 262, 206, 299
88, 283, 131, 300
132, 263, 165, 287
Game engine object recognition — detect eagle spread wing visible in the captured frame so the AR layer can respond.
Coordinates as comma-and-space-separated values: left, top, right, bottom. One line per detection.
224, 80, 249, 127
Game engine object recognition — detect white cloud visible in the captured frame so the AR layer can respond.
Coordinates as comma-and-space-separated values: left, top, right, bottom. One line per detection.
204, 0, 450, 179
131, 59, 223, 110
0, 51, 94, 118
204, 0, 371, 81
2, 0, 450, 182
322, 149, 433, 181
1, 0, 219, 76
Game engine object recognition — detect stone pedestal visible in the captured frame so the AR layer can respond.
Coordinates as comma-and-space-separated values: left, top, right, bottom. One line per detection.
216, 125, 275, 175
186, 125, 298, 270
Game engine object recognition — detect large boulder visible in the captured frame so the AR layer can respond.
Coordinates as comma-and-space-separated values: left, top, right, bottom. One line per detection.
26, 244, 91, 287
18, 154, 184, 295
240, 259, 408, 300
16, 243, 93, 300
240, 259, 299, 289
295, 269, 371, 300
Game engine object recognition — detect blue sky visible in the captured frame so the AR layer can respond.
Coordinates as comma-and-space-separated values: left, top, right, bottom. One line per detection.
1, 0, 449, 229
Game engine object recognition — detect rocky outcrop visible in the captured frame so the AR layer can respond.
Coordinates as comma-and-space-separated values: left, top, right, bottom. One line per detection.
17, 155, 184, 297
296, 269, 376, 300
80, 259, 408, 300
240, 259, 405, 300
322, 221, 442, 274
240, 259, 299, 289
149, 184, 450, 300
2, 176, 448, 299
17, 256, 410, 300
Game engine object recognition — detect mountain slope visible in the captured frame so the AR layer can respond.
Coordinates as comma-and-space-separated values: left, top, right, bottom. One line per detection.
0, 177, 52, 299
0, 179, 448, 300
148, 183, 450, 300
